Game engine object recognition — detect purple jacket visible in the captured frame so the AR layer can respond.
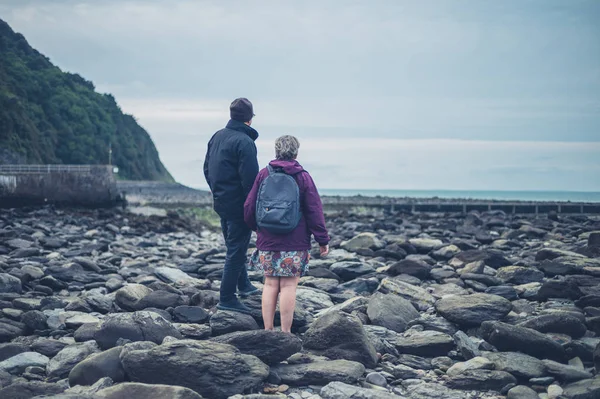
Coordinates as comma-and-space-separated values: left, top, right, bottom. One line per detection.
244, 159, 330, 251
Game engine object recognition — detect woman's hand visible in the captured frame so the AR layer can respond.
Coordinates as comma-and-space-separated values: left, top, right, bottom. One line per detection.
319, 245, 329, 258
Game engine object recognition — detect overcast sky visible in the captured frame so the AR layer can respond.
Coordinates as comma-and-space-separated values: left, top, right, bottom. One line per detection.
1, 0, 599, 191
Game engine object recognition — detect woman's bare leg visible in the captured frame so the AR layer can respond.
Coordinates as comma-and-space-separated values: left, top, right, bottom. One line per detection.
279, 277, 299, 333
262, 276, 280, 330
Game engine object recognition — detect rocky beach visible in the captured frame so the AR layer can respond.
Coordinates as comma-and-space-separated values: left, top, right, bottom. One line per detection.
0, 203, 600, 399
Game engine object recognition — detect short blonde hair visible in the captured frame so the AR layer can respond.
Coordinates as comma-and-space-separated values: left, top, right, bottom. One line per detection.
275, 135, 300, 160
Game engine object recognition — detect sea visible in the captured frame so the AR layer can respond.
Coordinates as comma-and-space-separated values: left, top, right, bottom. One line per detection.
318, 189, 600, 203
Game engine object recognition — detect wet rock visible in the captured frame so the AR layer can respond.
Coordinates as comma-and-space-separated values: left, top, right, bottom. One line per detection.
537, 279, 583, 301
271, 359, 365, 386
172, 306, 210, 324
496, 266, 544, 285
435, 293, 512, 327
562, 377, 600, 399
483, 351, 545, 379
542, 359, 593, 382
330, 262, 376, 281
303, 310, 378, 368
209, 311, 259, 336
211, 330, 302, 365
387, 259, 432, 279
0, 352, 49, 374
68, 347, 125, 387
0, 342, 29, 361
518, 313, 587, 338
394, 330, 454, 357
95, 382, 203, 399
480, 321, 567, 361
366, 293, 419, 333
0, 273, 22, 294
320, 381, 398, 399
47, 341, 100, 379
507, 385, 539, 399
0, 381, 65, 398
94, 311, 182, 350
120, 339, 268, 399
446, 369, 517, 391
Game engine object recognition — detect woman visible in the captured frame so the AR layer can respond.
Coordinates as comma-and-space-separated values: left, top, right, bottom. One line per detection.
244, 135, 330, 333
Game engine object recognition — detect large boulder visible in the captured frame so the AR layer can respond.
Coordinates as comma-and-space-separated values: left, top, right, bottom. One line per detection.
69, 347, 125, 387
480, 321, 566, 361
94, 311, 182, 350
210, 330, 302, 365
435, 294, 512, 327
271, 360, 365, 386
95, 383, 203, 399
302, 310, 378, 368
47, 341, 100, 379
120, 339, 268, 399
367, 293, 419, 333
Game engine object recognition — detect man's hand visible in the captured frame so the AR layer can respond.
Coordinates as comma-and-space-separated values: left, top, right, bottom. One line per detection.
319, 245, 329, 258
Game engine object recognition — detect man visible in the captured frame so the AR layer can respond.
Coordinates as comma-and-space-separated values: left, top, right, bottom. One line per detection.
204, 98, 260, 314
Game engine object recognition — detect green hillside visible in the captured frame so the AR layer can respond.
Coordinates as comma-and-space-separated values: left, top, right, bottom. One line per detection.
0, 18, 173, 181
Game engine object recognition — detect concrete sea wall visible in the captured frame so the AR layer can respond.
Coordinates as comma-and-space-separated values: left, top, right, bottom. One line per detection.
0, 165, 118, 207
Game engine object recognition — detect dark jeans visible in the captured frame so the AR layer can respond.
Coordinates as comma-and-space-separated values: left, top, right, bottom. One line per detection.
220, 218, 253, 303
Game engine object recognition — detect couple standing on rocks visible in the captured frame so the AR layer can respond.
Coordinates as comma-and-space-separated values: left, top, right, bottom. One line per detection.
203, 98, 330, 332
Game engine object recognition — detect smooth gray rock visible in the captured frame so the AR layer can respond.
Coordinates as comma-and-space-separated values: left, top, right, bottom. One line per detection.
115, 284, 153, 311
446, 369, 517, 391
0, 352, 49, 374
542, 359, 593, 382
496, 266, 544, 285
394, 330, 454, 357
69, 347, 125, 387
518, 313, 587, 338
47, 341, 100, 379
303, 310, 378, 368
507, 385, 539, 399
480, 321, 566, 361
95, 382, 203, 399
120, 339, 268, 399
271, 359, 365, 386
562, 377, 600, 399
435, 293, 512, 326
367, 293, 419, 333
453, 331, 481, 360
94, 311, 182, 350
209, 311, 259, 336
210, 330, 302, 365
0, 381, 65, 398
0, 273, 22, 294
483, 351, 545, 379
320, 381, 398, 399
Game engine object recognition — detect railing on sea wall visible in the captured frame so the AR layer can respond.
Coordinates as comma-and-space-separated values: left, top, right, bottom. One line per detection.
0, 165, 95, 174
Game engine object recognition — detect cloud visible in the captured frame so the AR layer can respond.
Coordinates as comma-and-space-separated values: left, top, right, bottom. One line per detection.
1, 0, 598, 190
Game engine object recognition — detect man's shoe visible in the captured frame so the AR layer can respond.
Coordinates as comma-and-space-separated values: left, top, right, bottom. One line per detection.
216, 299, 253, 314
238, 285, 261, 297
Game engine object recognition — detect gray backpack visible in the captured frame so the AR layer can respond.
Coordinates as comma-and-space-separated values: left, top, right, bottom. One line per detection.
256, 165, 302, 234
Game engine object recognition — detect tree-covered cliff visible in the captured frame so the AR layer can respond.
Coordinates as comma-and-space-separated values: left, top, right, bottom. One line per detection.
0, 18, 173, 181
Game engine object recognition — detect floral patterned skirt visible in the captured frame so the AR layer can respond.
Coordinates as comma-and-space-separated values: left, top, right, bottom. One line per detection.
249, 250, 310, 277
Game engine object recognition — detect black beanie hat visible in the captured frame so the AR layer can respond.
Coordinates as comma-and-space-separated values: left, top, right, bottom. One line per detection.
230, 98, 254, 122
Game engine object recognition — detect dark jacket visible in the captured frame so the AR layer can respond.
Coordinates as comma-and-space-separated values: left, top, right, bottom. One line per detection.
204, 120, 259, 220
244, 159, 330, 251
